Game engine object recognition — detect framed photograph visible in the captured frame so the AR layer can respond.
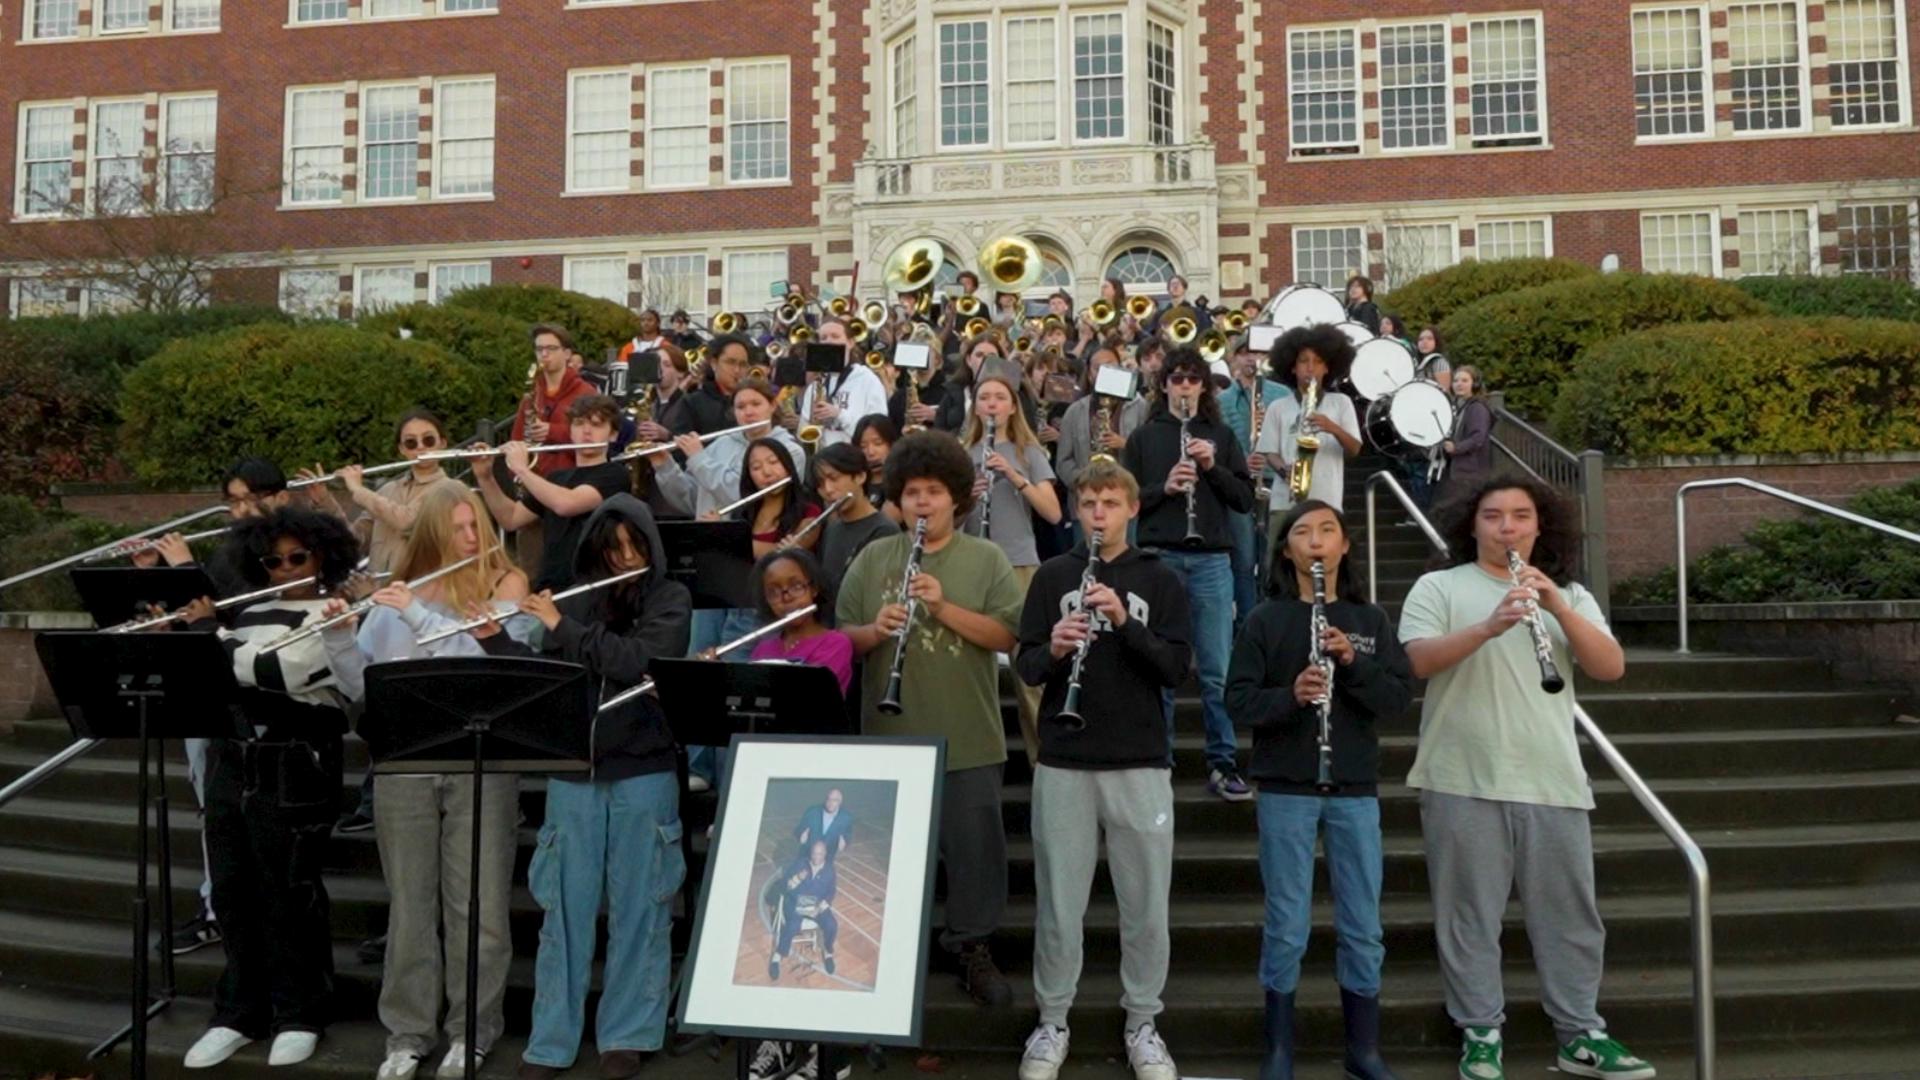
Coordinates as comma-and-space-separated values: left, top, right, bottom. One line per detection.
677, 735, 946, 1047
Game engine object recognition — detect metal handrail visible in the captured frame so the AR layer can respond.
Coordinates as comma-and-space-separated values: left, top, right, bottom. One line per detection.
1675, 477, 1920, 653
1368, 468, 1715, 1080
0, 737, 102, 812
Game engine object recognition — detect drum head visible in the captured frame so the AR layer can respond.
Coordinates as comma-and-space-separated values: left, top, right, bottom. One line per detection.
1334, 321, 1376, 349
1363, 395, 1408, 456
1267, 286, 1346, 331
1388, 380, 1453, 449
1350, 338, 1415, 400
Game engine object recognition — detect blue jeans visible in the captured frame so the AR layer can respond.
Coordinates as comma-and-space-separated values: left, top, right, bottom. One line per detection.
1255, 792, 1384, 995
524, 772, 685, 1068
687, 607, 761, 783
1150, 548, 1236, 773
1400, 457, 1434, 512
1227, 510, 1263, 632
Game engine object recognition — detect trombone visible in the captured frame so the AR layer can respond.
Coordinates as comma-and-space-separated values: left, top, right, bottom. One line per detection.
1164, 305, 1200, 346
1197, 328, 1230, 366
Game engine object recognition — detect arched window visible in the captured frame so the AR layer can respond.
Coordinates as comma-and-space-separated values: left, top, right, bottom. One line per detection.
934, 258, 965, 289
1105, 246, 1177, 298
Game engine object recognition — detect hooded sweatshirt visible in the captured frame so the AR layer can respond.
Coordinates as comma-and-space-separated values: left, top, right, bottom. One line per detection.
1014, 542, 1193, 769
1224, 592, 1413, 796
1121, 401, 1255, 553
512, 367, 599, 475
482, 494, 692, 780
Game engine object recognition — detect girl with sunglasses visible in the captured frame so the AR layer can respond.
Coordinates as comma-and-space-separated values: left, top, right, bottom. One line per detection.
336, 409, 452, 577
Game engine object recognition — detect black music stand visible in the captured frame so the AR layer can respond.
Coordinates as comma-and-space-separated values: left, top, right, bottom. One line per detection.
364, 656, 593, 1080
657, 521, 755, 610
34, 631, 245, 1079
71, 567, 218, 629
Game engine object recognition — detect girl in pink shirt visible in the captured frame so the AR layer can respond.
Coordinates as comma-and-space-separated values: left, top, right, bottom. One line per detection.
747, 549, 853, 697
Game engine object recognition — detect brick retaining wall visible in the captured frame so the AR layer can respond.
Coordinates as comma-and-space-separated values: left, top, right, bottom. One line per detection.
49, 484, 222, 528
0, 614, 93, 733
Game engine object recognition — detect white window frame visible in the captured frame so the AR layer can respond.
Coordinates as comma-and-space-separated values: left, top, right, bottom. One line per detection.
439, 0, 498, 13
87, 97, 147, 217
26, 0, 81, 40
10, 278, 74, 318
284, 85, 347, 206
159, 93, 218, 213
722, 250, 786, 312
289, 0, 349, 24
723, 59, 790, 185
567, 68, 632, 194
645, 64, 710, 191
167, 0, 222, 31
1631, 5, 1711, 141
889, 36, 918, 156
1377, 20, 1454, 152
1383, 221, 1461, 289
353, 264, 418, 314
1726, 1, 1812, 135
1475, 216, 1555, 260
1466, 15, 1548, 147
937, 19, 993, 150
1003, 15, 1060, 148
1735, 205, 1819, 276
431, 261, 491, 302
565, 255, 631, 305
1836, 199, 1920, 283
641, 252, 707, 315
98, 0, 150, 34
1291, 225, 1368, 287
358, 82, 421, 204
1287, 26, 1362, 155
280, 267, 341, 317
1071, 11, 1128, 143
16, 102, 75, 219
363, 0, 424, 17
433, 76, 496, 198
1146, 19, 1180, 146
1826, 0, 1911, 130
1639, 209, 1722, 275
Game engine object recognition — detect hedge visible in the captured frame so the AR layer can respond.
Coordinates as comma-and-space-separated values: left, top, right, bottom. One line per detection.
442, 284, 643, 363
118, 322, 524, 485
0, 495, 122, 611
1378, 257, 1597, 329
1, 305, 290, 391
1548, 316, 1920, 456
1616, 476, 1920, 604
1440, 272, 1768, 416
1733, 274, 1920, 323
0, 337, 120, 500
359, 302, 534, 397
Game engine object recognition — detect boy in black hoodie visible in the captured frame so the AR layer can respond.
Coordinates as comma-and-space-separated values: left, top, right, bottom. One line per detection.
477, 495, 693, 1080
1013, 461, 1192, 1080
1225, 499, 1413, 1080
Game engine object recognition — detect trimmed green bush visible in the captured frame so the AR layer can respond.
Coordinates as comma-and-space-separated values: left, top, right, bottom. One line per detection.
443, 284, 642, 363
118, 322, 523, 485
1616, 476, 1920, 604
0, 495, 122, 611
1733, 274, 1920, 323
359, 302, 533, 381
1549, 316, 1920, 456
0, 338, 119, 500
2, 305, 290, 391
1378, 257, 1597, 329
1440, 272, 1767, 416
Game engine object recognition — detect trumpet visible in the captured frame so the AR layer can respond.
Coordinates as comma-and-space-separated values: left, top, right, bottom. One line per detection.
845, 317, 870, 343
716, 475, 792, 518
596, 603, 819, 714
1197, 328, 1229, 366
0, 503, 231, 593
1012, 334, 1034, 354
1289, 377, 1323, 501
826, 296, 854, 318
876, 518, 928, 716
1506, 547, 1568, 694
80, 523, 233, 564
865, 350, 889, 370
1223, 310, 1250, 333
416, 567, 649, 646
1055, 529, 1103, 731
1088, 299, 1118, 328
861, 300, 889, 327
258, 552, 484, 654
1164, 306, 1200, 345
964, 316, 991, 339
1126, 294, 1156, 321
954, 295, 984, 318
1310, 559, 1337, 793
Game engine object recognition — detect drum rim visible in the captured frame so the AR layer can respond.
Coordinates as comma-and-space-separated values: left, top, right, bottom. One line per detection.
1350, 338, 1416, 399
1387, 379, 1452, 448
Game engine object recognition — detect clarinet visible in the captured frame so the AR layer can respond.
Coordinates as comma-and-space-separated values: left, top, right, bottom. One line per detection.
978, 415, 998, 538
876, 517, 929, 716
1310, 559, 1337, 793
1055, 528, 1103, 732
1177, 399, 1202, 543
1506, 547, 1567, 694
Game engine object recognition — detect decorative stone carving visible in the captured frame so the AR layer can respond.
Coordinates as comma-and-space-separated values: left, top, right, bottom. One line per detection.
879, 0, 916, 27
1071, 157, 1133, 185
1217, 170, 1252, 204
931, 164, 992, 192
1003, 161, 1060, 189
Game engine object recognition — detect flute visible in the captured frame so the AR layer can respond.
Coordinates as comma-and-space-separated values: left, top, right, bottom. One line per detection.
79, 524, 234, 564
715, 476, 792, 518
1505, 547, 1567, 694
108, 568, 392, 634
288, 457, 422, 490
609, 420, 769, 464
258, 552, 483, 654
415, 566, 650, 646
876, 517, 928, 716
1055, 529, 1103, 732
1310, 559, 1337, 792
0, 503, 229, 593
595, 603, 819, 713
417, 441, 610, 463
779, 492, 852, 549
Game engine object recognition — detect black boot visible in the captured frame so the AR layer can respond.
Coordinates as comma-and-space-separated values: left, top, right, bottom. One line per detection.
1339, 988, 1400, 1080
1260, 989, 1295, 1080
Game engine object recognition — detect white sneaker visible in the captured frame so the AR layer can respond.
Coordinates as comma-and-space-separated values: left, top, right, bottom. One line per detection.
792, 1044, 853, 1080
269, 1031, 318, 1066
184, 1026, 253, 1068
689, 774, 712, 792
376, 1050, 423, 1080
748, 1040, 792, 1080
1124, 1024, 1177, 1080
1018, 1024, 1070, 1080
438, 1042, 485, 1073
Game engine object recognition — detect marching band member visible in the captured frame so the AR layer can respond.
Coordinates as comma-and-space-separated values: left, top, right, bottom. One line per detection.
616, 308, 671, 364
853, 414, 899, 510
1121, 348, 1256, 803
338, 409, 452, 576
800, 318, 890, 449
1219, 336, 1291, 626
1052, 346, 1130, 496
1414, 326, 1451, 387
746, 548, 853, 696
839, 431, 1024, 1007
729, 437, 821, 558
1343, 276, 1382, 336
1224, 500, 1412, 1080
176, 507, 359, 1070
1399, 478, 1650, 1080
667, 333, 753, 437
812, 443, 899, 590
1256, 325, 1363, 514
1013, 462, 1191, 1080
319, 481, 530, 1079
473, 395, 632, 592
512, 324, 599, 475
656, 376, 801, 519
1435, 366, 1494, 508
935, 335, 1011, 433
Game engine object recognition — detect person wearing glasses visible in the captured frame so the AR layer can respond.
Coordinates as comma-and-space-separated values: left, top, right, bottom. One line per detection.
512, 324, 600, 476
333, 410, 453, 576
668, 333, 755, 437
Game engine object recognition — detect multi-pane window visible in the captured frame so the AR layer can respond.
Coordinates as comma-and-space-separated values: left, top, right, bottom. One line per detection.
1737, 208, 1815, 275
101, 0, 148, 32
1640, 211, 1719, 275
361, 86, 420, 202
1632, 8, 1708, 137
726, 61, 789, 183
1147, 22, 1177, 146
643, 254, 706, 314
891, 38, 918, 155
281, 269, 340, 317
88, 280, 142, 315
11, 279, 71, 318
294, 0, 348, 22
1468, 17, 1543, 145
161, 95, 218, 212
1827, 0, 1903, 127
432, 262, 491, 302
566, 257, 629, 306
724, 251, 786, 311
1379, 23, 1450, 149
1384, 223, 1457, 288
1477, 218, 1552, 260
171, 0, 221, 29
442, 0, 497, 11
569, 71, 630, 192
1728, 3, 1805, 131
19, 106, 73, 217
288, 89, 346, 204
1293, 227, 1366, 286
30, 0, 80, 38
1073, 13, 1126, 140
1837, 202, 1917, 281
1105, 247, 1176, 291
355, 266, 416, 313
647, 66, 709, 188
1006, 18, 1059, 145
1289, 28, 1360, 153
939, 21, 992, 147
90, 101, 145, 215
365, 0, 422, 15
435, 78, 495, 196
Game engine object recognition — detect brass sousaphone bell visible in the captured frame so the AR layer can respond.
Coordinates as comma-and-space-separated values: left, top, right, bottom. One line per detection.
1125, 294, 1157, 321
979, 235, 1046, 295
884, 236, 946, 314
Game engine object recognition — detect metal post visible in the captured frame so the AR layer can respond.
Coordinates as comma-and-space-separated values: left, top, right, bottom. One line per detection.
1675, 486, 1691, 654
1579, 449, 1610, 620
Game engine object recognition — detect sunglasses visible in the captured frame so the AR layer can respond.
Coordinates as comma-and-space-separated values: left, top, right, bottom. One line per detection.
401, 434, 442, 450
1167, 372, 1204, 386
260, 549, 312, 572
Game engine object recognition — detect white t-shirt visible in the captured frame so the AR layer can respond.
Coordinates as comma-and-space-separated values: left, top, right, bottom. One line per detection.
800, 364, 891, 448
1397, 562, 1612, 810
1255, 390, 1360, 508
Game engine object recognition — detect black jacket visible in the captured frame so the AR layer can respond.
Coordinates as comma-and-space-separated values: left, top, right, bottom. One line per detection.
1346, 300, 1381, 335
666, 378, 735, 437
1120, 403, 1255, 553
1015, 544, 1192, 769
482, 495, 692, 780
889, 366, 953, 432
1224, 597, 1412, 795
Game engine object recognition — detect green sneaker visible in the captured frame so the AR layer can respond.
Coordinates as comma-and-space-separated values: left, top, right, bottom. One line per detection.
1458, 1026, 1503, 1080
1559, 1031, 1655, 1080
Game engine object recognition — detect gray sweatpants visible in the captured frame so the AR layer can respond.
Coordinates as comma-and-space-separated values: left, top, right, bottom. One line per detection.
1030, 764, 1174, 1032
1419, 790, 1607, 1044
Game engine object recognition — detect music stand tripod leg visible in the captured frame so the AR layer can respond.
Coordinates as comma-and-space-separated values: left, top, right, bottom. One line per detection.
464, 723, 485, 1080
87, 692, 175, 1075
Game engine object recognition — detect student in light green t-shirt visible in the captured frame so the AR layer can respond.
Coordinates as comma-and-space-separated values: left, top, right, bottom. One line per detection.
1398, 477, 1653, 1080
838, 431, 1024, 1010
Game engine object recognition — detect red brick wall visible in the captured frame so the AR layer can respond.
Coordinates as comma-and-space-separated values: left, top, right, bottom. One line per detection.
51, 487, 222, 526
1198, 0, 1248, 165
0, 617, 92, 731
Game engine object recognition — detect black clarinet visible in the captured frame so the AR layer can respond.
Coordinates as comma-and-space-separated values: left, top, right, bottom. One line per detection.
1311, 559, 1337, 793
978, 415, 998, 538
876, 518, 928, 716
1506, 547, 1567, 694
1056, 529, 1103, 731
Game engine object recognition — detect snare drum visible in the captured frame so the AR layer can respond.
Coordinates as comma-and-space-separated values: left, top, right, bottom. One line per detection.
1265, 285, 1346, 331
1349, 338, 1416, 401
1387, 380, 1453, 450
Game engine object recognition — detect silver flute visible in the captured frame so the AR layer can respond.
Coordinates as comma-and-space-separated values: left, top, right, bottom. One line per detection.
1310, 559, 1337, 792
0, 503, 229, 593
78, 524, 233, 564
258, 552, 483, 654
978, 415, 998, 538
108, 569, 392, 634
609, 420, 768, 464
1055, 528, 1103, 732
416, 567, 650, 646
716, 476, 792, 518
779, 491, 853, 549
1505, 547, 1567, 694
596, 603, 819, 713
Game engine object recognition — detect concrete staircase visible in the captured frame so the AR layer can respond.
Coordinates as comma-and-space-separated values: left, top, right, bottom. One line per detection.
2, 474, 1918, 1078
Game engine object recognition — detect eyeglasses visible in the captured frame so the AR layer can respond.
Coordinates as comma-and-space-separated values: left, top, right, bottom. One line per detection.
533, 344, 567, 356
767, 580, 814, 599
1167, 373, 1203, 386
259, 549, 312, 572
401, 435, 442, 450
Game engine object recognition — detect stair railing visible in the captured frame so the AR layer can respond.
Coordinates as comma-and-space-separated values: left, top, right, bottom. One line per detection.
0, 736, 102, 811
1675, 478, 1920, 654
1367, 467, 1716, 1080
1485, 392, 1611, 618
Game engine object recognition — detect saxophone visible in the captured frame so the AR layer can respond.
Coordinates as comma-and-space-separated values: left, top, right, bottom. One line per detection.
1089, 397, 1117, 466
904, 372, 925, 432
1288, 377, 1322, 502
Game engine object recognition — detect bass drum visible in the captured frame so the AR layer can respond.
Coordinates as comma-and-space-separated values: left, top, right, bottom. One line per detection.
1266, 285, 1346, 331
1387, 379, 1454, 450
1334, 321, 1376, 349
1349, 337, 1415, 401
1363, 395, 1410, 457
